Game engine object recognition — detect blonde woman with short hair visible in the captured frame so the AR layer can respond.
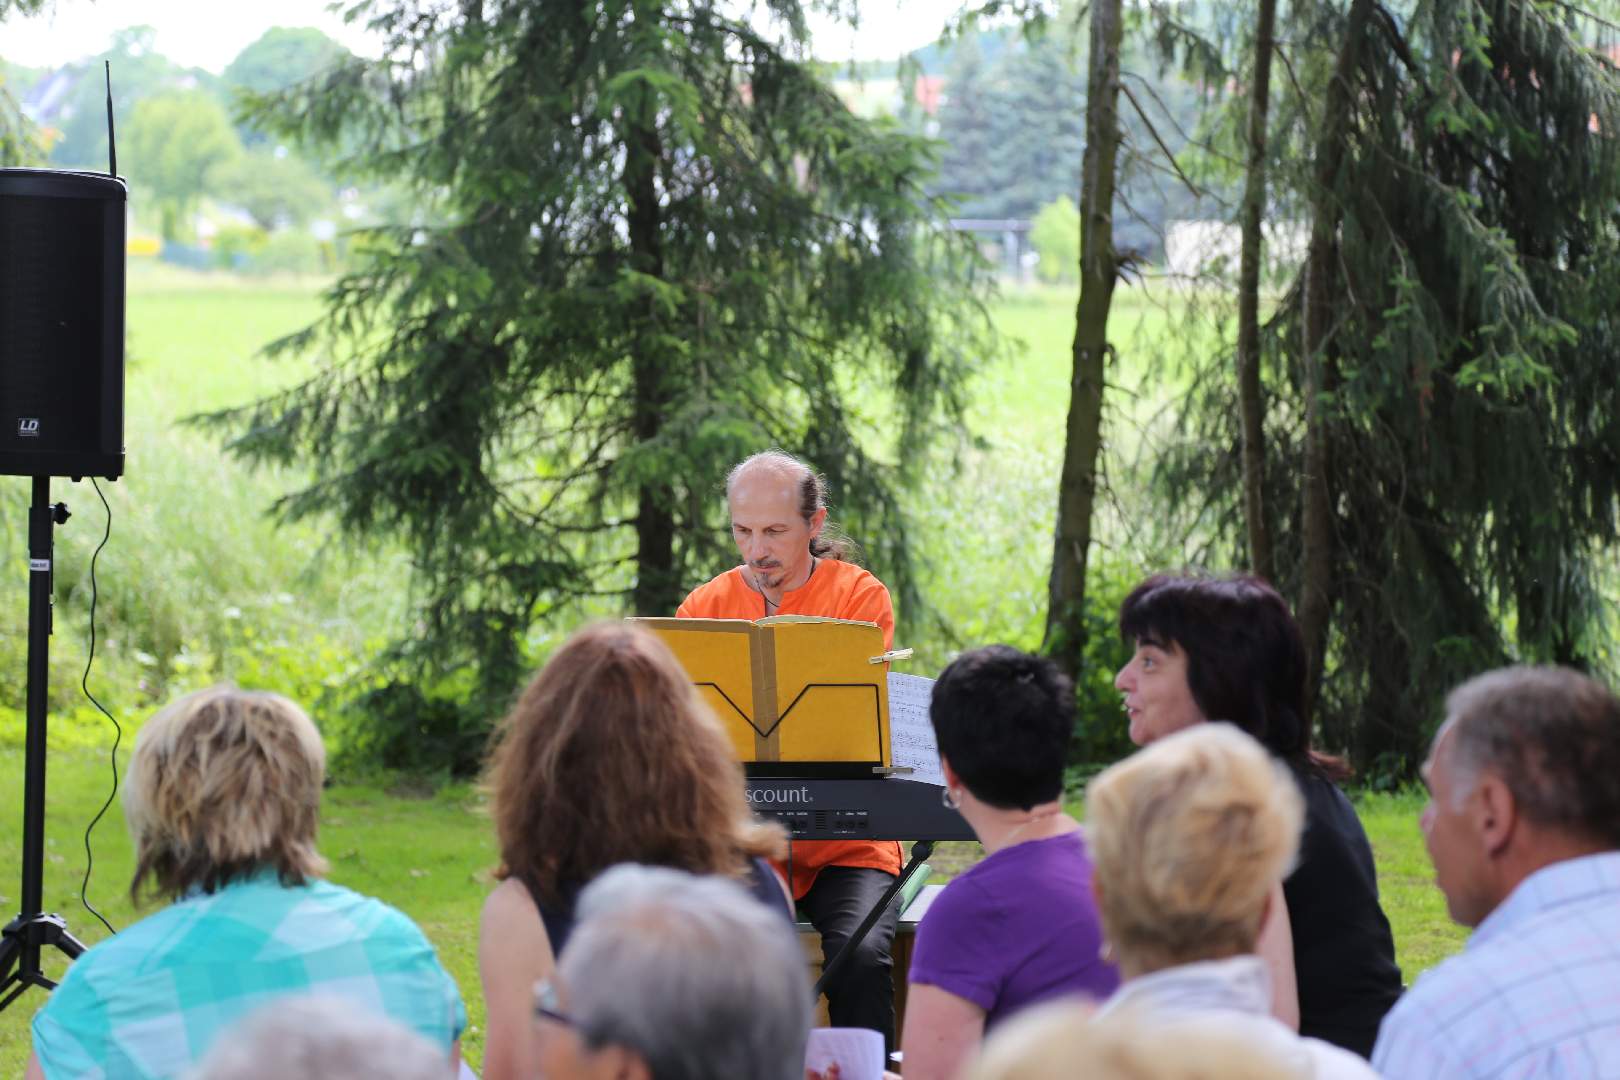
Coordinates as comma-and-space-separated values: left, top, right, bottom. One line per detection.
27, 687, 465, 1080
1082, 724, 1378, 1079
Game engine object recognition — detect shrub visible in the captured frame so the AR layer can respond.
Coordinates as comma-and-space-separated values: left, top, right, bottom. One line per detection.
1030, 197, 1081, 285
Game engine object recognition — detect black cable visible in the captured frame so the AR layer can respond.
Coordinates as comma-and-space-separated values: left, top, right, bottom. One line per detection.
77, 478, 119, 936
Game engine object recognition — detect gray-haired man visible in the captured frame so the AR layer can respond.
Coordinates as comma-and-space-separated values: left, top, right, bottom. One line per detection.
533, 864, 813, 1080
1373, 665, 1620, 1076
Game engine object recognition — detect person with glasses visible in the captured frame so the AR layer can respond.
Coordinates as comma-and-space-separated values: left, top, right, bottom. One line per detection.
478, 622, 791, 1080
531, 864, 812, 1080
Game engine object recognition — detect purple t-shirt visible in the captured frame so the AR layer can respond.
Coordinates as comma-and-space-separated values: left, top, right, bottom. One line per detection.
908, 830, 1119, 1028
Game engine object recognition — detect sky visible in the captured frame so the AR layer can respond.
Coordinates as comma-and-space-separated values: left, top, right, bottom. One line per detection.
0, 0, 968, 73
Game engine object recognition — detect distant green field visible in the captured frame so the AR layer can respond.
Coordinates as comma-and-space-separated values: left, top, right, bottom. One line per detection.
0, 269, 1463, 1075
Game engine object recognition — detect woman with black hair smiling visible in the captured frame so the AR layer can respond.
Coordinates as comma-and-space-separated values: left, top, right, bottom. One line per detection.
1113, 573, 1402, 1058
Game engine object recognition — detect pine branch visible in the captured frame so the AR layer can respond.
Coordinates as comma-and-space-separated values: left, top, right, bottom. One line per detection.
1119, 79, 1208, 198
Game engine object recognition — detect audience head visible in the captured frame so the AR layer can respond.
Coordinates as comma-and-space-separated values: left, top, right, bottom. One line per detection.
124, 685, 328, 902
187, 996, 447, 1080
1115, 574, 1326, 774
966, 999, 1305, 1080
1086, 723, 1304, 977
1423, 664, 1620, 927
931, 645, 1076, 810
536, 864, 812, 1080
487, 621, 780, 906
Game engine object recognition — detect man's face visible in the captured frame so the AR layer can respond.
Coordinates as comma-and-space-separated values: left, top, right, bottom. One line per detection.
1114, 637, 1206, 746
1420, 722, 1496, 928
728, 468, 823, 592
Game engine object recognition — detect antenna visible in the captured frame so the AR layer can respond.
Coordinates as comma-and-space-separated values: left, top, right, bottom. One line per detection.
104, 61, 117, 178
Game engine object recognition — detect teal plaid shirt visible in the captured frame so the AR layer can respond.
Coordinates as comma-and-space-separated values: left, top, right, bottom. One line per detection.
31, 871, 466, 1079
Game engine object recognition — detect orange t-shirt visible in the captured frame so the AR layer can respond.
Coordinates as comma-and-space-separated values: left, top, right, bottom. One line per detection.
677, 559, 903, 899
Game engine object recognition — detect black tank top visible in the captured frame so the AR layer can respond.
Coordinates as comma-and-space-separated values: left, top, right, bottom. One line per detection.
519, 856, 791, 953
1284, 768, 1404, 1057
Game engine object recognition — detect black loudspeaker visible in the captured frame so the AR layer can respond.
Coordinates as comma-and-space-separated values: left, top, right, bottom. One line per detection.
0, 168, 126, 480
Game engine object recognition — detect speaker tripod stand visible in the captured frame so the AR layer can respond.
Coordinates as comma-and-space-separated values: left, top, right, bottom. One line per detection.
0, 477, 87, 1012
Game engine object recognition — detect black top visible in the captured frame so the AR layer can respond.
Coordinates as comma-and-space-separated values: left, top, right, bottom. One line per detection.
1283, 768, 1404, 1058
520, 856, 791, 954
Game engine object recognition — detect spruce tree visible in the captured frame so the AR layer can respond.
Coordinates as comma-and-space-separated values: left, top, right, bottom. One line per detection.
0, 0, 48, 165
1158, 0, 1620, 770
202, 0, 997, 749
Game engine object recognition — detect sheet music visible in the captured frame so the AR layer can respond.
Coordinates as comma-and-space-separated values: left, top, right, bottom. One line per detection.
887, 672, 945, 787
806, 1027, 886, 1080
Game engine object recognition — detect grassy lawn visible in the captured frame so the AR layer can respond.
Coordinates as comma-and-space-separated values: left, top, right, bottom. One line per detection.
1355, 790, 1470, 975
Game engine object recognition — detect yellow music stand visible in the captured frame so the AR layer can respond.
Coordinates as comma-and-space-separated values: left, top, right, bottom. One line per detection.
632, 616, 899, 776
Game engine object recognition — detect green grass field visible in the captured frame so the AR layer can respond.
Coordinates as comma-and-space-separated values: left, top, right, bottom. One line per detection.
0, 268, 1465, 1073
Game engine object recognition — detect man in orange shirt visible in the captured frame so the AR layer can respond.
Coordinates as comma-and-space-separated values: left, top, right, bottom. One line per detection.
677, 449, 904, 1050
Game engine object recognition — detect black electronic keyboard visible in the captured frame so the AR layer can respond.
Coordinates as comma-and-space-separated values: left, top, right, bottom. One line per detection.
744, 776, 975, 841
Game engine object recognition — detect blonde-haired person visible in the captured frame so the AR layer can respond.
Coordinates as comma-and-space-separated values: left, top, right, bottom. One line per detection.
478, 621, 790, 1080
1083, 723, 1378, 1078
27, 687, 465, 1080
965, 1000, 1306, 1080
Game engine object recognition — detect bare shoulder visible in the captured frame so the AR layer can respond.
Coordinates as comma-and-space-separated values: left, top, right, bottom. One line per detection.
479, 875, 554, 985
481, 876, 542, 936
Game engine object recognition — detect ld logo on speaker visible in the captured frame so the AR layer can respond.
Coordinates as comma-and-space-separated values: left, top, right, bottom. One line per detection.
17, 418, 40, 438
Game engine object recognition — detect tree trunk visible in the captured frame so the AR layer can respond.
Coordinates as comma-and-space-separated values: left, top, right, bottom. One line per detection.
625, 92, 678, 616
1043, 0, 1124, 680
1237, 0, 1278, 584
1299, 0, 1373, 716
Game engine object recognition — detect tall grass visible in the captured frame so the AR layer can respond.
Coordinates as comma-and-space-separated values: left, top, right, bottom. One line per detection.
0, 264, 412, 750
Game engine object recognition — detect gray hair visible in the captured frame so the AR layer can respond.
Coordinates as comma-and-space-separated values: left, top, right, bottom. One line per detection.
562, 863, 812, 1080
186, 995, 448, 1080
1441, 665, 1620, 846
725, 449, 857, 562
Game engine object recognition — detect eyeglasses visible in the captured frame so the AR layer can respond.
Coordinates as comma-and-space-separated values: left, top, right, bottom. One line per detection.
534, 977, 579, 1029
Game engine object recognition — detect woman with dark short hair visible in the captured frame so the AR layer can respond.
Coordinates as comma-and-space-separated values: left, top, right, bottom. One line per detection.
1113, 574, 1401, 1058
898, 646, 1119, 1080
477, 621, 790, 1080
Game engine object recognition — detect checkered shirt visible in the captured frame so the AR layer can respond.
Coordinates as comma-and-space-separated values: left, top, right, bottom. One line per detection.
1372, 851, 1620, 1078
30, 871, 466, 1079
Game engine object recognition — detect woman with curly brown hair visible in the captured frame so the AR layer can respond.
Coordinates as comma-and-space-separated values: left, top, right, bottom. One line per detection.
477, 621, 789, 1080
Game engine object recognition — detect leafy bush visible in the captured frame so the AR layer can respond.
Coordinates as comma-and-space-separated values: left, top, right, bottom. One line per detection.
254, 230, 326, 275
213, 223, 269, 270
1068, 555, 1140, 767
1030, 197, 1080, 284
335, 676, 496, 780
